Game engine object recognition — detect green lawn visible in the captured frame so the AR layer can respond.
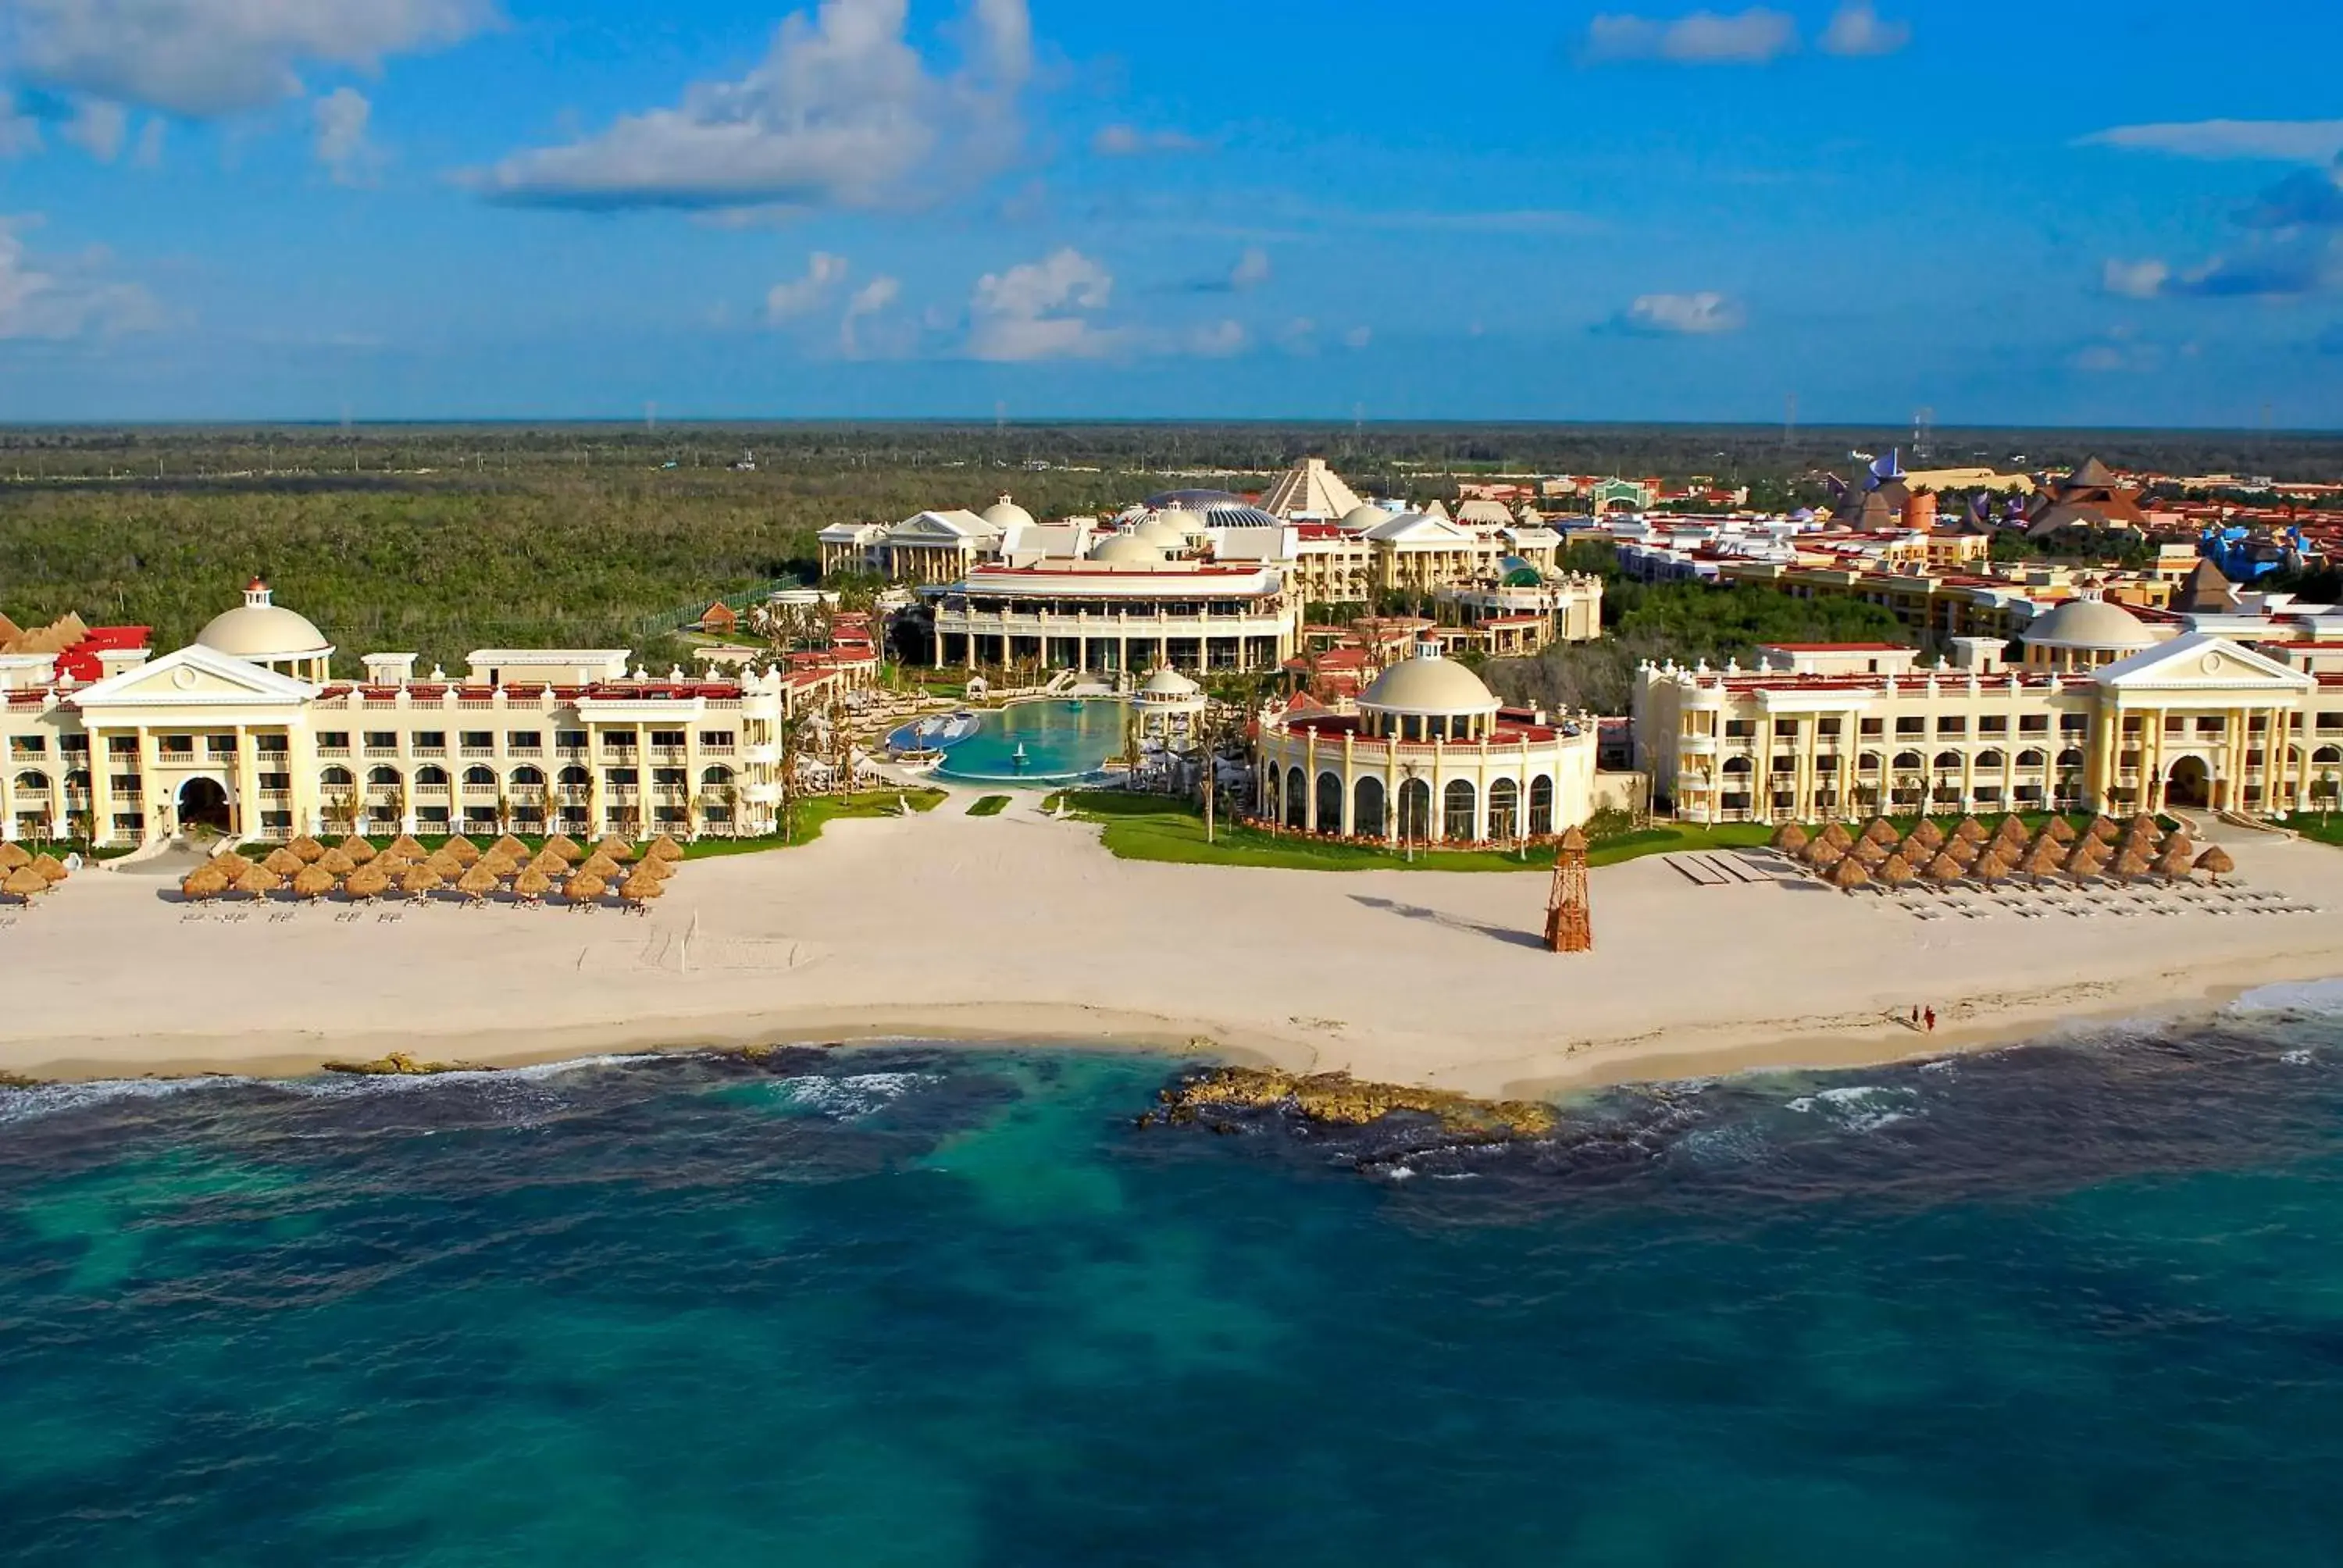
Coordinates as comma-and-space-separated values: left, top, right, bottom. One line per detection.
2281, 813, 2343, 849
1054, 791, 1771, 873
967, 795, 1012, 817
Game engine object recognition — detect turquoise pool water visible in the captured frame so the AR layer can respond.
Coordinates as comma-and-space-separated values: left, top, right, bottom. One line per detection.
926, 700, 1129, 785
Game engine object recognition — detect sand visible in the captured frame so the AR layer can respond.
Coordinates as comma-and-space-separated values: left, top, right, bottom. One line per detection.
5, 795, 2342, 1099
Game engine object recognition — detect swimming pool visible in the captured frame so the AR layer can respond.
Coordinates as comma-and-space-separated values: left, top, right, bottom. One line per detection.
893, 700, 1131, 785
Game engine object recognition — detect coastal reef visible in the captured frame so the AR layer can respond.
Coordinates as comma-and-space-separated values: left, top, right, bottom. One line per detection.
1146, 1067, 1558, 1139
323, 1053, 488, 1078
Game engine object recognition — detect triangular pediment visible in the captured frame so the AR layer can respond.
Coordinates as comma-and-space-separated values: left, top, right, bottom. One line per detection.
1366, 513, 1474, 544
2096, 633, 2315, 693
73, 644, 319, 708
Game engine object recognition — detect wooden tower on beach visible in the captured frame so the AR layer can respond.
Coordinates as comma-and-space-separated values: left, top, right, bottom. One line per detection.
1545, 827, 1592, 954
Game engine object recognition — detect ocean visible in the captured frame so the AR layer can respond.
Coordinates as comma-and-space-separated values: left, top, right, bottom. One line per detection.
7, 994, 2343, 1566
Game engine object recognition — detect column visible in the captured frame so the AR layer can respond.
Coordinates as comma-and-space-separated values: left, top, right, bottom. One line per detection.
90, 728, 115, 846
2088, 707, 2116, 814
1340, 733, 1356, 836
1428, 739, 1446, 845
137, 729, 160, 841
0, 765, 13, 841
1757, 715, 1776, 823
234, 726, 259, 838
1303, 729, 1319, 833
2142, 709, 2164, 814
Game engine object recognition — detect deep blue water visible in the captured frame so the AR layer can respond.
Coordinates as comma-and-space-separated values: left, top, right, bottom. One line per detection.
9, 996, 2343, 1566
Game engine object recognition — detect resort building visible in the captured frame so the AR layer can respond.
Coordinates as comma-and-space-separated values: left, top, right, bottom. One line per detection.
1634, 602, 2341, 824
931, 556, 1294, 675
1254, 641, 1603, 845
0, 582, 881, 848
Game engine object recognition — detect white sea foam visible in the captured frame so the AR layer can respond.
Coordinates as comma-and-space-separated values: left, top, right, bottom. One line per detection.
1786, 1084, 1918, 1134
0, 1074, 255, 1126
1383, 1164, 1417, 1181
2282, 1048, 2319, 1067
772, 1071, 934, 1118
2230, 978, 2343, 1018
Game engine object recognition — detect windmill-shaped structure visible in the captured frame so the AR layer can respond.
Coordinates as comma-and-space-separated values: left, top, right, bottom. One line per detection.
1545, 828, 1593, 954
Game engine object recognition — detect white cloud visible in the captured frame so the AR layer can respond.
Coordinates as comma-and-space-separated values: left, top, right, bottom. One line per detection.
1092, 123, 1205, 157
0, 216, 162, 340
839, 273, 901, 356
1610, 291, 1746, 333
765, 251, 851, 321
1341, 325, 1372, 350
968, 247, 1114, 361
2102, 258, 2171, 300
1229, 247, 1271, 290
2081, 120, 2343, 164
312, 87, 378, 185
1186, 319, 1246, 358
472, 0, 1032, 211
0, 95, 45, 159
1817, 2, 1909, 56
4, 0, 494, 118
1584, 9, 1797, 64
62, 100, 128, 162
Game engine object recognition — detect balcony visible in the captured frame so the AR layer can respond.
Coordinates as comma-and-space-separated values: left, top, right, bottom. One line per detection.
460, 747, 495, 759
317, 747, 352, 760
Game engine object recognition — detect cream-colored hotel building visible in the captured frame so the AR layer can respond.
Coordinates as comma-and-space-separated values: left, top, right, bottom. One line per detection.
0, 582, 828, 847
1635, 593, 2343, 822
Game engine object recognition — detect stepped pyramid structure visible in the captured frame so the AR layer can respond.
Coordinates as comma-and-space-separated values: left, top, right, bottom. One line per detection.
1259, 458, 1364, 521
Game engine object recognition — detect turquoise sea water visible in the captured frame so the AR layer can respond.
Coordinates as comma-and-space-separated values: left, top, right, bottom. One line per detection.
9, 1002, 2343, 1565
929, 700, 1128, 784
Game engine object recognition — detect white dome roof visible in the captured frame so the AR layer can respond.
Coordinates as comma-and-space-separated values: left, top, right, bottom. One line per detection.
1340, 504, 1391, 533
1358, 647, 1500, 717
2021, 596, 2156, 653
981, 497, 1035, 530
1152, 507, 1210, 538
197, 581, 333, 662
1090, 535, 1164, 565
1137, 667, 1200, 699
1129, 519, 1186, 552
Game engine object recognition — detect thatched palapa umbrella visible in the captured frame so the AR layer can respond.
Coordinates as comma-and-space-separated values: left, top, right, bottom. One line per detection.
2063, 843, 2107, 880
213, 850, 253, 878
1806, 840, 1847, 873
30, 853, 69, 885
1925, 851, 1969, 886
637, 855, 675, 881
234, 865, 281, 899
1907, 818, 1945, 853
1995, 814, 2030, 845
2086, 815, 2120, 844
1973, 849, 2014, 887
2154, 844, 2197, 882
0, 842, 30, 872
385, 833, 428, 862
345, 864, 390, 902
338, 834, 377, 864
1952, 815, 1989, 845
2128, 813, 2161, 838
565, 871, 607, 906
544, 832, 584, 864
1818, 821, 1856, 852
480, 850, 520, 880
263, 846, 305, 877
444, 836, 481, 867
1771, 821, 1811, 853
1850, 836, 1889, 867
619, 870, 665, 907
181, 864, 230, 901
514, 867, 555, 905
2, 865, 47, 903
578, 850, 622, 881
1945, 836, 1981, 869
457, 864, 501, 903
526, 849, 569, 878
1863, 818, 1901, 847
646, 834, 685, 864
2195, 846, 2236, 882
1829, 856, 1872, 893
2114, 846, 2155, 881
2045, 816, 2078, 844
423, 848, 465, 879
594, 835, 636, 863
318, 847, 358, 877
2024, 839, 2068, 883
289, 835, 326, 864
398, 864, 444, 900
491, 834, 530, 862
292, 865, 337, 901
1878, 853, 1917, 889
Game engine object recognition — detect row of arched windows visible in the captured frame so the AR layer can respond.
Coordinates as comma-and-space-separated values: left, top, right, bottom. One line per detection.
1267, 768, 1557, 841
319, 764, 736, 789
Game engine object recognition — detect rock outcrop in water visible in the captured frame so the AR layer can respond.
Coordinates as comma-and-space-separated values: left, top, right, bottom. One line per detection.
0, 1071, 40, 1091
1146, 1067, 1557, 1139
323, 1053, 486, 1078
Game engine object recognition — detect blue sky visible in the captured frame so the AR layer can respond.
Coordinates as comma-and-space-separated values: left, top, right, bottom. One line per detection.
1, 0, 2340, 426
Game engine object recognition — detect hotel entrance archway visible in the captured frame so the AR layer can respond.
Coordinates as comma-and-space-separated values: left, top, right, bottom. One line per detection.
177, 777, 232, 833
2166, 756, 2211, 811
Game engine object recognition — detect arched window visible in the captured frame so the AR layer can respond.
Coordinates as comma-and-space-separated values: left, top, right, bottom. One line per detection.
701, 766, 734, 789
1488, 779, 1520, 840
464, 766, 497, 788
558, 765, 591, 786
13, 771, 48, 792
415, 765, 450, 786
366, 765, 401, 787
1933, 751, 1963, 771
2057, 748, 2084, 769
1443, 779, 1477, 842
1893, 751, 1924, 772
1285, 766, 1306, 830
2017, 749, 2046, 769
1976, 751, 2006, 771
1528, 776, 1554, 837
1315, 772, 1343, 832
1858, 752, 1882, 775
321, 765, 354, 787
2316, 747, 2343, 765
1399, 778, 1432, 842
1354, 776, 1386, 838
1723, 756, 1754, 775
64, 769, 89, 789
509, 765, 545, 787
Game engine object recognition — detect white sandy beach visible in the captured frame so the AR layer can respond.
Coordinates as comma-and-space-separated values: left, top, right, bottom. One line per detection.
5, 794, 2342, 1099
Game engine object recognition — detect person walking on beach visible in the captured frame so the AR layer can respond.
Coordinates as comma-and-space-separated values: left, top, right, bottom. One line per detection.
1911, 1006, 1922, 1029
1924, 1007, 1936, 1034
